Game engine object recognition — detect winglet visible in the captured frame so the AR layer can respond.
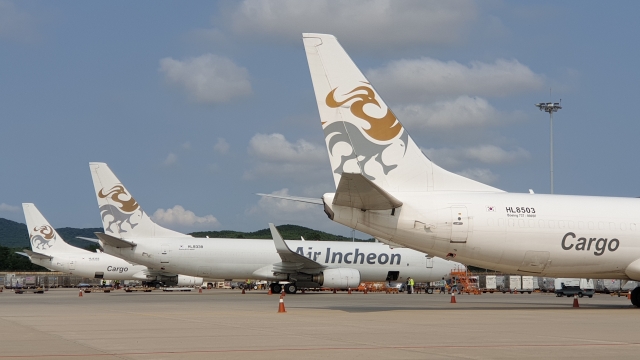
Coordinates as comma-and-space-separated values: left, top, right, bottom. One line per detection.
269, 223, 325, 272
333, 173, 403, 210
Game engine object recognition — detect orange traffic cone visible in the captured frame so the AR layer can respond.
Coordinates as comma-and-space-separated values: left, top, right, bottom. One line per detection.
450, 291, 457, 303
268, 288, 272, 295
573, 294, 580, 308
78, 290, 83, 297
278, 297, 286, 313
348, 288, 352, 295
241, 288, 245, 294
333, 288, 336, 294
364, 288, 368, 294
628, 291, 632, 300
199, 288, 202, 293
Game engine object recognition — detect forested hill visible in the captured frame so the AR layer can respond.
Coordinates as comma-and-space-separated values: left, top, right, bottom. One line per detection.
0, 218, 102, 249
0, 218, 28, 248
1, 218, 372, 248
191, 224, 373, 242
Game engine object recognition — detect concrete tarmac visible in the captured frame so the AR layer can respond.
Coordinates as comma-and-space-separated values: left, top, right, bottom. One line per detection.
0, 288, 637, 359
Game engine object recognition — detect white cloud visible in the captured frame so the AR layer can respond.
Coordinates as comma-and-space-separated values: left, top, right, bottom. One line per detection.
163, 152, 178, 166
152, 205, 220, 228
214, 137, 230, 154
221, 0, 477, 49
0, 1, 36, 42
159, 54, 251, 103
423, 145, 529, 169
367, 57, 544, 103
0, 203, 19, 212
396, 96, 524, 130
244, 133, 327, 180
456, 168, 498, 184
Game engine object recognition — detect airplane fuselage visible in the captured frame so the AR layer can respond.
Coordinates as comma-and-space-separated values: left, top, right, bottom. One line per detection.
101, 238, 460, 283
324, 191, 640, 279
30, 251, 148, 280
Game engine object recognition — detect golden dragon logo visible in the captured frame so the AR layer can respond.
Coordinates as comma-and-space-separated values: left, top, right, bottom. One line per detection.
325, 84, 402, 142
98, 185, 142, 234
30, 225, 56, 250
98, 185, 139, 213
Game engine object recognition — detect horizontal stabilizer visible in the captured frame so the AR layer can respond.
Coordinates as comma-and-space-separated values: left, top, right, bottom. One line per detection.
95, 232, 137, 249
20, 249, 53, 260
257, 193, 323, 205
269, 223, 325, 273
374, 237, 406, 249
76, 237, 99, 243
333, 173, 403, 210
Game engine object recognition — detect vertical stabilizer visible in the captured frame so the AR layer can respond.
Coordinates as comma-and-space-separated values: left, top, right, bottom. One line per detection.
302, 33, 502, 193
89, 162, 188, 239
22, 203, 78, 254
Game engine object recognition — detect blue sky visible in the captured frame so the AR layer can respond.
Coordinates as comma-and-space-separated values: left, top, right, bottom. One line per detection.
1, 1, 640, 236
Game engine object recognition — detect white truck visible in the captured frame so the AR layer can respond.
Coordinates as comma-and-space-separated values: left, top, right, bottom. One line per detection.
554, 278, 595, 298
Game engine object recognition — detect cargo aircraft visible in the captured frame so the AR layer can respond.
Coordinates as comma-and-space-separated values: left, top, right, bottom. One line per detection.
88, 162, 461, 294
18, 203, 203, 287
259, 33, 640, 306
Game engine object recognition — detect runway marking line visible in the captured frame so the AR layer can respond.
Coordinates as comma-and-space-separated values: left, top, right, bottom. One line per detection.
2, 342, 640, 358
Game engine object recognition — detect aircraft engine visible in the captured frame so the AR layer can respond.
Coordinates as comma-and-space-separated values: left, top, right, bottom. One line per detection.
147, 275, 204, 287
312, 268, 360, 289
176, 275, 204, 287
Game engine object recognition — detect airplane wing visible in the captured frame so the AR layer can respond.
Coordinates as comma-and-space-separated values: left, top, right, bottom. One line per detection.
257, 193, 323, 205
95, 232, 137, 249
269, 223, 325, 274
375, 237, 406, 249
17, 249, 53, 260
333, 173, 403, 210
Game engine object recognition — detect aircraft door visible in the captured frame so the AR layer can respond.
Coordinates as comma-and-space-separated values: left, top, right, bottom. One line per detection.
425, 256, 434, 268
160, 244, 170, 264
450, 206, 469, 243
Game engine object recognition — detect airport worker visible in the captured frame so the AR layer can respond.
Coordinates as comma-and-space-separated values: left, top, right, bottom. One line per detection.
409, 277, 415, 294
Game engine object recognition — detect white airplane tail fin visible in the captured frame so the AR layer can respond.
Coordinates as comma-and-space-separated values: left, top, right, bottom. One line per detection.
22, 203, 77, 254
89, 162, 187, 239
302, 33, 502, 193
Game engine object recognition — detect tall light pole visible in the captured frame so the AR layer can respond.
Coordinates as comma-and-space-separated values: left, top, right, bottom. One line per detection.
535, 101, 562, 194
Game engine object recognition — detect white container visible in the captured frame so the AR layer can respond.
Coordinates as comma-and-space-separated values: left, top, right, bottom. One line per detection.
485, 275, 497, 289
521, 276, 534, 293
505, 275, 522, 291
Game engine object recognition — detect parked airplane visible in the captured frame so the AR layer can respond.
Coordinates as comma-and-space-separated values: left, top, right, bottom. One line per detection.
88, 162, 461, 294
18, 203, 203, 287
260, 33, 640, 306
